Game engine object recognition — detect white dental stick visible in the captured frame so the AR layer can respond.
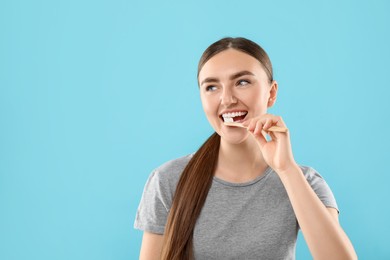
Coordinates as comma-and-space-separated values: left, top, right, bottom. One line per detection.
224, 122, 288, 133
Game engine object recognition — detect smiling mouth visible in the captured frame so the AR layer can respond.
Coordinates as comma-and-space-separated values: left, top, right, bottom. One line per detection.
221, 111, 248, 123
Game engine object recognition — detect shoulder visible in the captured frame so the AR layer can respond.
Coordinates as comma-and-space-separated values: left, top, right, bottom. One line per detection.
269, 165, 324, 183
298, 165, 326, 183
296, 164, 338, 210
154, 153, 194, 177
135, 153, 194, 233
147, 153, 194, 196
153, 153, 194, 182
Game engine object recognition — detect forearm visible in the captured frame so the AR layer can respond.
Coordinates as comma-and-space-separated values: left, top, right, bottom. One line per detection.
278, 164, 357, 260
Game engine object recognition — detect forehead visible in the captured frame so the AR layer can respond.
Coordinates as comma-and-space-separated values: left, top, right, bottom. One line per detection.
198, 49, 266, 81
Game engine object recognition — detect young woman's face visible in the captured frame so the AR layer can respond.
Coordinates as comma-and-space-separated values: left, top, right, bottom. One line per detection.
198, 49, 277, 144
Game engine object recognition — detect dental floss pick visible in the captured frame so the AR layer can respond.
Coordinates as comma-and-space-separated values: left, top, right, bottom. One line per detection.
223, 122, 288, 133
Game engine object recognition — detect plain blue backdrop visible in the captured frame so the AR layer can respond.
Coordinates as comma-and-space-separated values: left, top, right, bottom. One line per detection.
1, 0, 389, 259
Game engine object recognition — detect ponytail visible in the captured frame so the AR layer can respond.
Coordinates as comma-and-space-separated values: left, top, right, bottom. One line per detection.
161, 132, 220, 260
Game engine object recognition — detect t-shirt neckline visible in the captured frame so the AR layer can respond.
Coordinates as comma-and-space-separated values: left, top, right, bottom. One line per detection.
212, 166, 273, 187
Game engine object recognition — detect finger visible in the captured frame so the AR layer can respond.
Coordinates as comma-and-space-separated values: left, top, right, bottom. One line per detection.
253, 120, 264, 136
262, 117, 274, 130
247, 119, 257, 132
262, 130, 272, 142
269, 131, 277, 141
277, 115, 285, 125
272, 115, 286, 128
251, 128, 267, 148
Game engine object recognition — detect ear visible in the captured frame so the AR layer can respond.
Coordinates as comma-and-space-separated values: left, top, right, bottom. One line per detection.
267, 80, 278, 108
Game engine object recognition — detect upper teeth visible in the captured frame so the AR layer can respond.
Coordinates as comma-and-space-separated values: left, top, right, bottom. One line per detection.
222, 111, 247, 118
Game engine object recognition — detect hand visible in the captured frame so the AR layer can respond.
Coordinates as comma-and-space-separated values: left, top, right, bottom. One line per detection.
242, 114, 297, 174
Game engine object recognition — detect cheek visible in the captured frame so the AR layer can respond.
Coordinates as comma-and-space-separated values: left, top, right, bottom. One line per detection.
245, 89, 269, 111
243, 89, 261, 103
201, 95, 218, 115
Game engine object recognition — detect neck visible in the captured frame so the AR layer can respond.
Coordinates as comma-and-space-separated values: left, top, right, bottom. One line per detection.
216, 134, 268, 183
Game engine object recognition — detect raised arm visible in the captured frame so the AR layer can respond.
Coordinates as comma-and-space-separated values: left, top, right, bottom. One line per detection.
278, 164, 357, 259
244, 114, 357, 259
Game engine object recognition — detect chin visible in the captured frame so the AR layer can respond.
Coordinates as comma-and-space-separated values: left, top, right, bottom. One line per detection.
218, 130, 250, 145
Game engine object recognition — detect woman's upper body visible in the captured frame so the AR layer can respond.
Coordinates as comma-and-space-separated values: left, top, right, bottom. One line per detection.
135, 37, 357, 259
134, 153, 339, 259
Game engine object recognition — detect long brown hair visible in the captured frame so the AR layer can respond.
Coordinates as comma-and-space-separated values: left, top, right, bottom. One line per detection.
161, 37, 274, 260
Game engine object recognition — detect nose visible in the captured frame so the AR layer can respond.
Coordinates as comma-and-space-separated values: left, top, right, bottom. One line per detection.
220, 87, 237, 106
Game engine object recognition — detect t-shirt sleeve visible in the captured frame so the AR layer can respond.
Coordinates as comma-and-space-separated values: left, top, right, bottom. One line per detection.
301, 166, 339, 213
134, 170, 172, 235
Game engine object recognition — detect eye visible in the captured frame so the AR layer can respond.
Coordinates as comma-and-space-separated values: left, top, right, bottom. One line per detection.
205, 85, 217, 92
237, 79, 250, 86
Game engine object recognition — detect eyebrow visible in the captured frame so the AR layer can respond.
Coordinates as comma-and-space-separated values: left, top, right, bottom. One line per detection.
200, 70, 255, 86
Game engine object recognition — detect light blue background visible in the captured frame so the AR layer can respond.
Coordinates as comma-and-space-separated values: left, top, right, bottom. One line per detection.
1, 0, 389, 259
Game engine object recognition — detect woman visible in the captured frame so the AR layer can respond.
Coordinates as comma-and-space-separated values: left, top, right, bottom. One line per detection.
134, 37, 357, 259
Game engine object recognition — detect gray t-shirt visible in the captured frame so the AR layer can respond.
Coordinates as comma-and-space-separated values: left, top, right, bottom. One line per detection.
134, 153, 338, 260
